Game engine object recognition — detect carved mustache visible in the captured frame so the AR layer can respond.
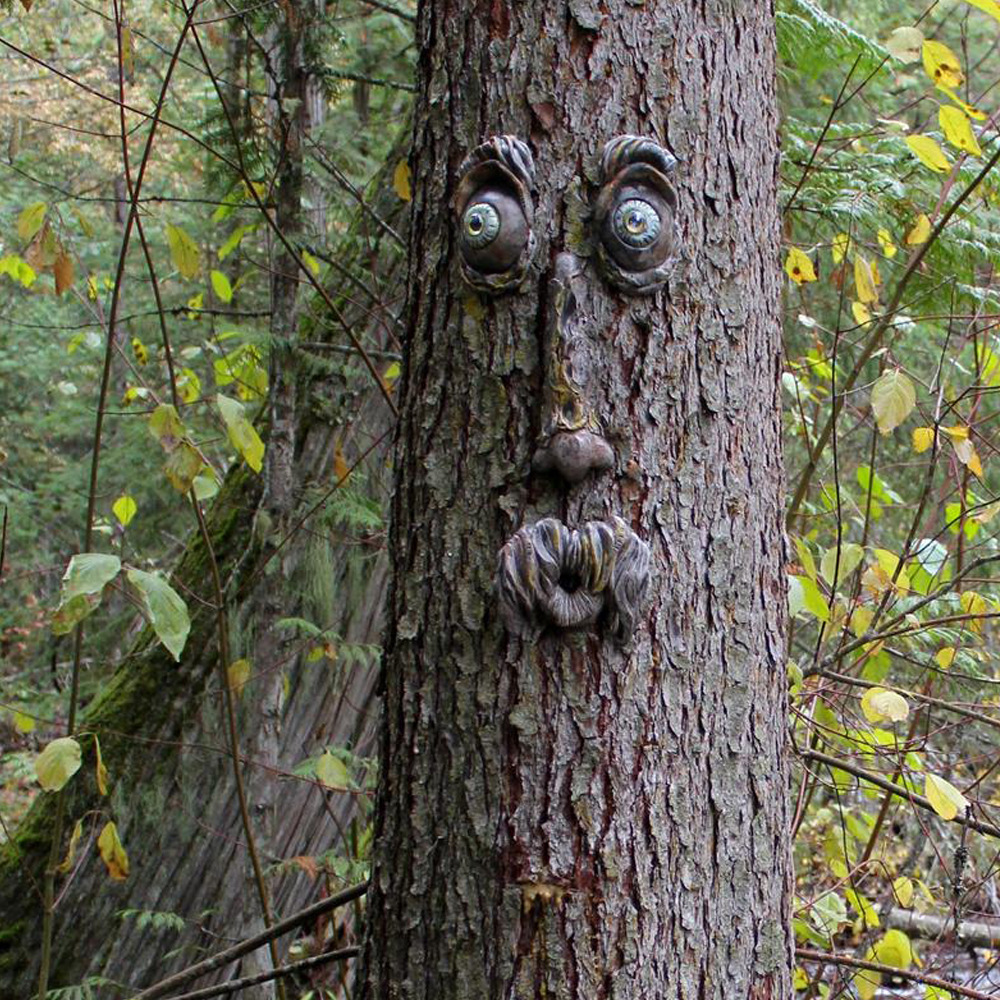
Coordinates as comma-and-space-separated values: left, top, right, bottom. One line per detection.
497, 517, 651, 642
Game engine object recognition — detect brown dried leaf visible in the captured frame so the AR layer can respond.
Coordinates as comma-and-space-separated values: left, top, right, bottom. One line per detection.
54, 252, 74, 296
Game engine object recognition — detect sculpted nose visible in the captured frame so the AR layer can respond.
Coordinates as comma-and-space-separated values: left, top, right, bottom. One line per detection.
532, 253, 614, 485
533, 429, 613, 484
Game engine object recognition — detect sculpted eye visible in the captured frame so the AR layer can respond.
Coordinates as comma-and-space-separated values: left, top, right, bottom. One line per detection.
593, 135, 679, 293
612, 199, 661, 249
452, 136, 536, 292
454, 189, 529, 274
462, 202, 501, 249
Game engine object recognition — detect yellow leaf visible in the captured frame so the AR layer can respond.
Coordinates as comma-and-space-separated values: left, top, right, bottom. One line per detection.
937, 83, 988, 120
164, 442, 205, 494
873, 928, 912, 969
334, 441, 350, 482
861, 687, 910, 723
852, 301, 872, 326
13, 709, 35, 733
785, 247, 817, 284
923, 39, 964, 88
35, 737, 82, 791
393, 159, 412, 202
166, 223, 200, 280
913, 427, 935, 453
968, 449, 983, 478
893, 876, 914, 907
960, 590, 988, 632
870, 258, 881, 286
227, 658, 251, 697
939, 105, 982, 156
936, 647, 956, 669
94, 734, 108, 796
942, 424, 968, 440
97, 821, 129, 881
56, 819, 84, 874
906, 214, 932, 245
316, 750, 350, 789
176, 368, 201, 405
878, 228, 897, 259
874, 548, 910, 591
871, 369, 916, 435
216, 395, 264, 473
131, 337, 148, 366
850, 605, 873, 638
148, 404, 181, 447
17, 202, 47, 241
855, 968, 880, 1000
854, 256, 878, 304
925, 772, 968, 820
301, 249, 320, 276
832, 232, 851, 264
962, 0, 1000, 23
905, 135, 952, 173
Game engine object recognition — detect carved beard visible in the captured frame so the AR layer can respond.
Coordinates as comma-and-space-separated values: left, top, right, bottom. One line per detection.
497, 517, 651, 644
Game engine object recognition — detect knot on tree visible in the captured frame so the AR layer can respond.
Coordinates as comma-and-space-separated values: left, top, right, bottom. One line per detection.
497, 516, 651, 642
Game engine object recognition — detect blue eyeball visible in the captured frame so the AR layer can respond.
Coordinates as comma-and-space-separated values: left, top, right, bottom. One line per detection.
612, 199, 661, 249
462, 202, 501, 248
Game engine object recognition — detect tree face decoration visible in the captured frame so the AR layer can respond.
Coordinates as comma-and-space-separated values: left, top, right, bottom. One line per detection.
454, 134, 678, 643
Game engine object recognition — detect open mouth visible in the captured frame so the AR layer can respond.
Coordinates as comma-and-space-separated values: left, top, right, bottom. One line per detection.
496, 516, 650, 642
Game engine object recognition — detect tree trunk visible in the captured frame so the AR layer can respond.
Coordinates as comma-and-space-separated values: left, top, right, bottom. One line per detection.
362, 2, 792, 999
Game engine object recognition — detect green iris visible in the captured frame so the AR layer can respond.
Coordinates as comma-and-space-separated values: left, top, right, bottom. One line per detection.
612, 198, 660, 249
463, 202, 501, 248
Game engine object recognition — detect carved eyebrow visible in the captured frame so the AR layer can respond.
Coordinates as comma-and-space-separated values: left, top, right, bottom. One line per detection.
600, 134, 677, 184
458, 135, 535, 191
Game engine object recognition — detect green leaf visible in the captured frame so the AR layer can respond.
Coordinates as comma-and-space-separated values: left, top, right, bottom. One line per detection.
61, 553, 122, 601
871, 370, 916, 435
820, 543, 864, 587
210, 269, 233, 303
52, 553, 122, 634
790, 575, 830, 621
218, 223, 257, 261
35, 737, 82, 791
794, 537, 818, 581
217, 394, 264, 473
315, 750, 350, 789
17, 201, 47, 240
126, 568, 191, 662
166, 223, 201, 279
148, 404, 187, 451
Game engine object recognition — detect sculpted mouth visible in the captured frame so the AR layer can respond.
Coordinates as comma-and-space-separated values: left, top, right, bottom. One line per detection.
497, 517, 651, 642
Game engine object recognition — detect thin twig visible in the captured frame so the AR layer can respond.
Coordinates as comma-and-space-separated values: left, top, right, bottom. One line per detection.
132, 881, 368, 1000
796, 947, 995, 1000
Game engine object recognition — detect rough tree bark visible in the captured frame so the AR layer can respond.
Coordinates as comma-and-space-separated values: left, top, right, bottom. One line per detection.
361, 1, 792, 999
